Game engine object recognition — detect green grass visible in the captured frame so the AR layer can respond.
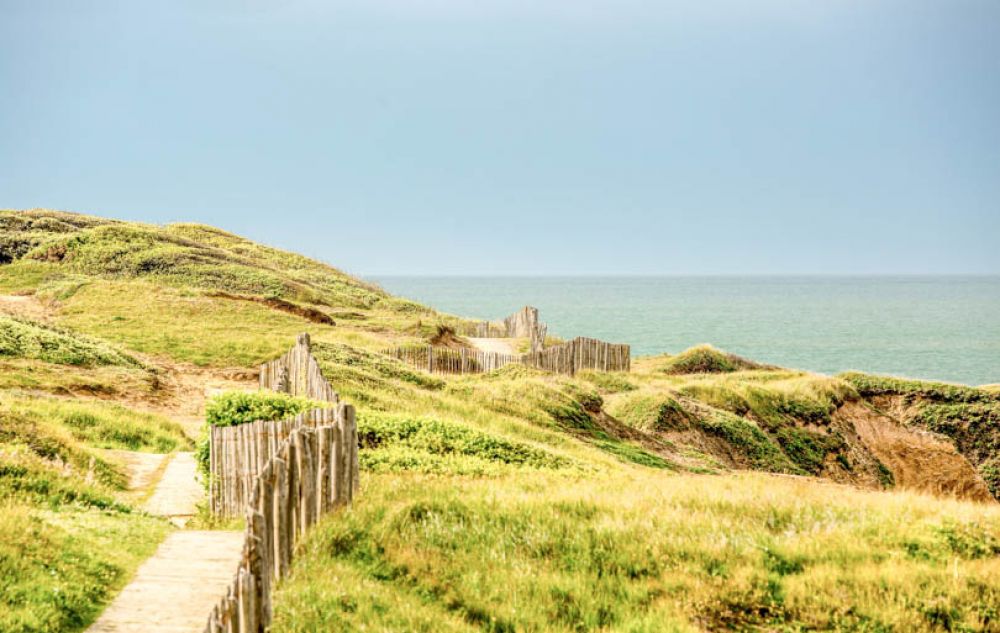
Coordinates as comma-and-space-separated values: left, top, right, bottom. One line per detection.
0, 504, 169, 633
358, 411, 575, 475
3, 395, 189, 453
0, 389, 179, 632
840, 371, 995, 404
273, 471, 1000, 633
0, 358, 158, 398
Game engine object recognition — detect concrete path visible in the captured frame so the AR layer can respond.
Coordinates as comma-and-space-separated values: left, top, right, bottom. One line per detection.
144, 452, 202, 523
87, 531, 244, 633
87, 451, 244, 632
104, 449, 169, 494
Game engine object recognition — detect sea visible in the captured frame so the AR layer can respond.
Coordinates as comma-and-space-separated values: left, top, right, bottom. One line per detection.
373, 276, 1000, 386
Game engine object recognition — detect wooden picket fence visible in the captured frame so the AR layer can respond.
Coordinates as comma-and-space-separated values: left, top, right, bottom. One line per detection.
204, 422, 356, 633
205, 333, 358, 632
383, 336, 630, 377
209, 406, 357, 518
522, 336, 630, 375
380, 345, 521, 375
459, 305, 548, 352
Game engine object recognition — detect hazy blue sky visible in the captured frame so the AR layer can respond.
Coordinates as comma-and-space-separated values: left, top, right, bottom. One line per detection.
2, 1, 998, 275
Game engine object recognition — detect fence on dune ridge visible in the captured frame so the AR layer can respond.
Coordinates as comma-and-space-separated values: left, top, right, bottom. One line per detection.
521, 337, 630, 375
382, 336, 630, 377
380, 344, 522, 375
458, 305, 548, 352
205, 333, 358, 633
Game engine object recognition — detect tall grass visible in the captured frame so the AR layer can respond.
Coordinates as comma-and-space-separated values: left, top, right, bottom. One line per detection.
274, 471, 1000, 633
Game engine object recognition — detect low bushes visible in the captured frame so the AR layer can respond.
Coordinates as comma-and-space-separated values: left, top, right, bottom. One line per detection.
0, 316, 140, 367
205, 390, 320, 428
658, 345, 772, 375
357, 411, 573, 475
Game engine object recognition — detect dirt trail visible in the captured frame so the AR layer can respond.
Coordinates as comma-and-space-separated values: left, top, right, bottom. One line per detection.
467, 337, 519, 355
103, 449, 170, 496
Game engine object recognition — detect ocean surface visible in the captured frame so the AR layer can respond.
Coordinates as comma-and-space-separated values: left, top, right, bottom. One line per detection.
374, 276, 1000, 386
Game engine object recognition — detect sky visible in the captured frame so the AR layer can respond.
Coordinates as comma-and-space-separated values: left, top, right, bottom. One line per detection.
2, 0, 998, 275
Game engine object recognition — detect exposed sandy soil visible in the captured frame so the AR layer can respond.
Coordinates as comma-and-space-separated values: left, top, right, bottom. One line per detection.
839, 401, 994, 503
0, 293, 51, 321
467, 337, 519, 355
139, 361, 258, 439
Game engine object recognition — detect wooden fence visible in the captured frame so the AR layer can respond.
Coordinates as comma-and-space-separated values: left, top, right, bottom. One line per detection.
258, 333, 338, 402
204, 422, 356, 632
522, 336, 630, 375
382, 336, 630, 377
211, 333, 353, 517
459, 305, 548, 352
380, 345, 521, 375
205, 333, 359, 632
209, 405, 358, 518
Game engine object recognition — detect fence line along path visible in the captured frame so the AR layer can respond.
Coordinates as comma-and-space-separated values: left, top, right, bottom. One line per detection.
87, 451, 243, 632
384, 336, 630, 377
459, 305, 548, 352
205, 333, 360, 632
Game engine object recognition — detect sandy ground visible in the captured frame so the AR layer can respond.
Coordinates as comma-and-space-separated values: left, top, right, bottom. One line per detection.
0, 293, 51, 321
467, 337, 519, 355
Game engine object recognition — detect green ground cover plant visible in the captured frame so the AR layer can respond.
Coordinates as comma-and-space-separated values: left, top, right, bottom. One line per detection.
0, 315, 140, 367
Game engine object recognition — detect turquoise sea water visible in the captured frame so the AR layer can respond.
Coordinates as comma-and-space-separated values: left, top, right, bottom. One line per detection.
374, 276, 1000, 386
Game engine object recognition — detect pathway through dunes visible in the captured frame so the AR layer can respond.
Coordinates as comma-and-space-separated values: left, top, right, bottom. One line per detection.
87, 452, 244, 632
467, 336, 518, 355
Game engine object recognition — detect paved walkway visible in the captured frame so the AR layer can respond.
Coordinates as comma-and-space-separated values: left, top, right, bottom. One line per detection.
88, 452, 244, 632
143, 452, 202, 522
87, 531, 244, 633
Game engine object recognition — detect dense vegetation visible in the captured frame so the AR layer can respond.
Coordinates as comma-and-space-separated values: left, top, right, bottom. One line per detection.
0, 315, 140, 367
2, 208, 999, 632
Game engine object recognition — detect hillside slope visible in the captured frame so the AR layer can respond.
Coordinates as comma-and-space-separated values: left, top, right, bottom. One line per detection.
2, 208, 999, 632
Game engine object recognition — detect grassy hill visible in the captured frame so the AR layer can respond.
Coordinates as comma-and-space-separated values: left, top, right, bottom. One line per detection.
2, 208, 999, 632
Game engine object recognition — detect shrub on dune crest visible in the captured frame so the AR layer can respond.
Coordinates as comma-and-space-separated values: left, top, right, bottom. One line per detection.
658, 345, 774, 375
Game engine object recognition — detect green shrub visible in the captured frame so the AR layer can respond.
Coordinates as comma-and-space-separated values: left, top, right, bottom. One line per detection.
696, 410, 801, 474
198, 390, 329, 484
773, 427, 845, 475
606, 392, 692, 432
204, 390, 320, 428
0, 316, 140, 367
358, 411, 573, 474
659, 345, 771, 375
